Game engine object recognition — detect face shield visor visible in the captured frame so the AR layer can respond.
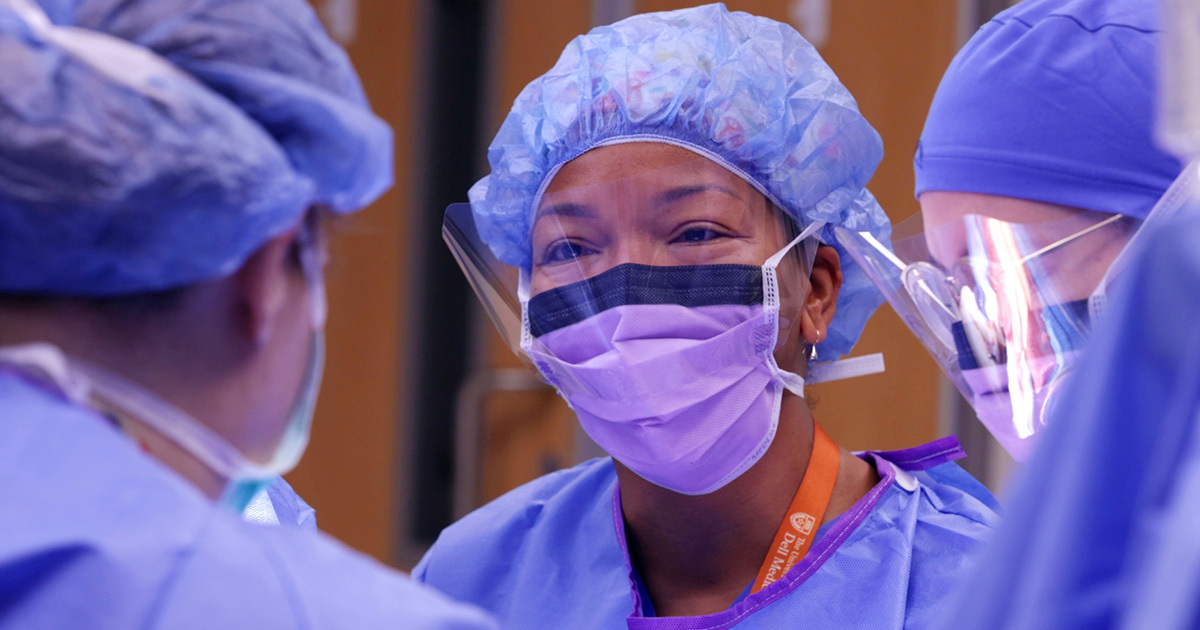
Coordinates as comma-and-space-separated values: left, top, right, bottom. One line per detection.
837, 209, 1140, 460
444, 156, 825, 494
446, 159, 822, 377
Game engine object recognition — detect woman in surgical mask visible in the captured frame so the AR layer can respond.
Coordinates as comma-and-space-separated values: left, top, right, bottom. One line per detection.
416, 5, 998, 627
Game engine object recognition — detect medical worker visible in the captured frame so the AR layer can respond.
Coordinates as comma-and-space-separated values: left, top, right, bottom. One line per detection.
417, 5, 998, 628
918, 0, 1200, 627
0, 0, 495, 627
837, 0, 1182, 461
930, 197, 1200, 630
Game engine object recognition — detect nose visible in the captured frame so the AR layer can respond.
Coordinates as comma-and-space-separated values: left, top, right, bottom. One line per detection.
606, 233, 664, 271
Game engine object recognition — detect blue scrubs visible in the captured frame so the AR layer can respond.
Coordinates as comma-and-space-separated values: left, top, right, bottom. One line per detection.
416, 438, 998, 629
933, 212, 1200, 630
0, 371, 496, 630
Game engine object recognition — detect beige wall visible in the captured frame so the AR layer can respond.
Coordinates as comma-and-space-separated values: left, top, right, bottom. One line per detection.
799, 0, 959, 450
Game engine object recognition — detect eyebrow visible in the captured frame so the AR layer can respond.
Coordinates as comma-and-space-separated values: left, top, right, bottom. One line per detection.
653, 183, 743, 207
533, 202, 595, 223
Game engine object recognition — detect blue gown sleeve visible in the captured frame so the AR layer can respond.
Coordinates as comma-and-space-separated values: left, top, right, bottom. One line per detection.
923, 462, 1002, 513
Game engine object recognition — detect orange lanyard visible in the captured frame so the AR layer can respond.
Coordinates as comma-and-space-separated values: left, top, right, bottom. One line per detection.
750, 423, 840, 594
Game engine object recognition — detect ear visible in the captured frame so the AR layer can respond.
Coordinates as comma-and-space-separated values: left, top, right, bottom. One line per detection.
800, 244, 843, 345
233, 231, 297, 346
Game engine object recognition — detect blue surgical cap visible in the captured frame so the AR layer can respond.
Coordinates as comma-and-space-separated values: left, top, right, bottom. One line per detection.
0, 0, 392, 296
469, 3, 890, 360
915, 0, 1181, 218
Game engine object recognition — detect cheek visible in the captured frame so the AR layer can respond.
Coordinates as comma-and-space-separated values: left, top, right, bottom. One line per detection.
772, 313, 808, 372
923, 221, 967, 269
244, 279, 314, 460
675, 239, 765, 266
530, 262, 595, 294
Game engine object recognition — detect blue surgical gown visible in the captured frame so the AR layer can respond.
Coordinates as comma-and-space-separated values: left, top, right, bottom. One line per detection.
415, 438, 998, 629
0, 371, 496, 630
933, 212, 1200, 630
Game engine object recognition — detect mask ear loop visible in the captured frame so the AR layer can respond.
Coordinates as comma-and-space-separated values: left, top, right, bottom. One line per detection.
762, 221, 826, 397
518, 266, 533, 354
763, 221, 888, 390
0, 343, 93, 405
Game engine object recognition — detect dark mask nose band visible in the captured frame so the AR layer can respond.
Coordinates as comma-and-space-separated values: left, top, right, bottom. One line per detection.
527, 262, 764, 337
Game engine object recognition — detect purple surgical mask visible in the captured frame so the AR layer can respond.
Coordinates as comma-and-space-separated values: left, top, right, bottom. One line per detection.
520, 222, 883, 495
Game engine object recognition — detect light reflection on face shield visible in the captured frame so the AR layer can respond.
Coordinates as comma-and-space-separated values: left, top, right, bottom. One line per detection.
838, 209, 1138, 460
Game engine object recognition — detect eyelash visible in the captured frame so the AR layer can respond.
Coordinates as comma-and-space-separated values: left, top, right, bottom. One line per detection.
541, 240, 597, 265
670, 225, 733, 244
537, 223, 734, 265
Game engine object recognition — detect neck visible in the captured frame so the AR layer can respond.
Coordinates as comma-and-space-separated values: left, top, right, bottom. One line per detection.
0, 307, 238, 502
616, 393, 878, 617
108, 410, 230, 500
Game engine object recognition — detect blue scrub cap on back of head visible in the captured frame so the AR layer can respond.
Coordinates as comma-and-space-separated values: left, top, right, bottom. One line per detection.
0, 0, 393, 296
469, 2, 890, 360
915, 0, 1181, 218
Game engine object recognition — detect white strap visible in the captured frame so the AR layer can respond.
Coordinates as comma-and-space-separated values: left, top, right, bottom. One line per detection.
0, 343, 92, 404
764, 220, 826, 269
807, 353, 886, 385
0, 342, 272, 482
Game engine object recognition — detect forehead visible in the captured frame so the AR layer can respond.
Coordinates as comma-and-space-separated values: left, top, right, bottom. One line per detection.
542, 142, 754, 201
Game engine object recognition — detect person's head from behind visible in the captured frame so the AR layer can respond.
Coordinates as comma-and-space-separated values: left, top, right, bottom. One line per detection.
456, 3, 890, 495
888, 0, 1177, 458
0, 0, 392, 509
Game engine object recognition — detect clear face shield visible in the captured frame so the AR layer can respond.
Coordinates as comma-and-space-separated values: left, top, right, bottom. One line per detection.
444, 157, 823, 494
446, 160, 821, 376
837, 209, 1140, 460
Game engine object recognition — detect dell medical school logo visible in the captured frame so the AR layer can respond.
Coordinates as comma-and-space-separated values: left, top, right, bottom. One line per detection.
790, 512, 816, 536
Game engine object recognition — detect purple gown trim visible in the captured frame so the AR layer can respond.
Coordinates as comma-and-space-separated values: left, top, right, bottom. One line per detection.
612, 437, 966, 630
867, 435, 966, 471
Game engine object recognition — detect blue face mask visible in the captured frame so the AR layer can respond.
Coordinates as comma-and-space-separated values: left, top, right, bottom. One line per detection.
220, 223, 330, 511
220, 330, 325, 512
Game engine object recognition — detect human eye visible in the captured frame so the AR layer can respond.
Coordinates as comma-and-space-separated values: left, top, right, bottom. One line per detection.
540, 239, 597, 265
670, 224, 733, 244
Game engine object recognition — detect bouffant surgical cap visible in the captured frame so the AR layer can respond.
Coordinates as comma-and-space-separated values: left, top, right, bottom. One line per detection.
469, 2, 890, 360
0, 0, 392, 296
915, 0, 1181, 218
